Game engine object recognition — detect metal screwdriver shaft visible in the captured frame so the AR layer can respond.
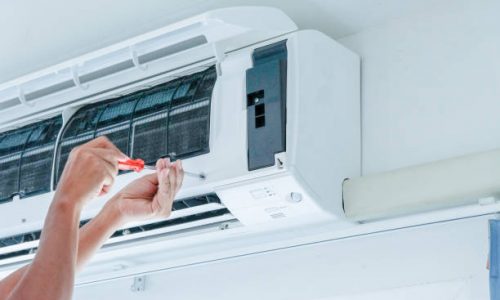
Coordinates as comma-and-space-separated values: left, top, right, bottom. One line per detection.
119, 159, 206, 180
141, 164, 206, 179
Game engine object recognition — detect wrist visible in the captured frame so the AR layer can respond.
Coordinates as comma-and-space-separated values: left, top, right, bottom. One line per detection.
54, 185, 90, 210
52, 193, 84, 213
101, 195, 127, 228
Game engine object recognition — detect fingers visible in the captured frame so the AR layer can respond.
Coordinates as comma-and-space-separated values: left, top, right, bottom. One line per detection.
86, 136, 128, 161
175, 160, 184, 193
89, 148, 120, 170
168, 161, 177, 195
142, 172, 158, 185
156, 164, 172, 215
112, 158, 184, 220
156, 159, 184, 192
88, 148, 120, 185
72, 138, 125, 196
156, 157, 166, 172
160, 159, 172, 194
156, 158, 175, 215
99, 185, 111, 196
58, 137, 127, 204
168, 164, 176, 201
153, 158, 185, 217
86, 138, 126, 176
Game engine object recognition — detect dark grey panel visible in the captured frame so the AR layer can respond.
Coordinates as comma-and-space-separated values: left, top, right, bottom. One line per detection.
246, 41, 287, 171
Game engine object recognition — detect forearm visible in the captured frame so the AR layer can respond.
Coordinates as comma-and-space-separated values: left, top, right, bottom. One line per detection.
76, 200, 124, 272
1, 199, 124, 298
0, 137, 127, 299
7, 199, 81, 300
0, 267, 26, 298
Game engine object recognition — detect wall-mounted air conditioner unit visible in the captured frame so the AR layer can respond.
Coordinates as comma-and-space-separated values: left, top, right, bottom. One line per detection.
0, 7, 360, 283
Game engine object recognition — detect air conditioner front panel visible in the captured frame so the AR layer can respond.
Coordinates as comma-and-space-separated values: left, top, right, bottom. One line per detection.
0, 30, 361, 235
0, 8, 361, 282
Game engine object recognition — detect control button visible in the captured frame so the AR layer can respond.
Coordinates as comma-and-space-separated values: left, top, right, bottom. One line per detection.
287, 192, 303, 203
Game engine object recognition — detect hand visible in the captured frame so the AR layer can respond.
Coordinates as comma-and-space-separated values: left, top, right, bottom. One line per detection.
55, 137, 128, 207
107, 158, 184, 223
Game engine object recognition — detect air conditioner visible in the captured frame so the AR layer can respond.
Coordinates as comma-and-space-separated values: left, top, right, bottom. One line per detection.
0, 7, 360, 283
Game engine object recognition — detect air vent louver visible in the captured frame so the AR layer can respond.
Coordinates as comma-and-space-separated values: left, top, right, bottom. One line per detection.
0, 193, 231, 262
0, 116, 62, 203
55, 66, 216, 186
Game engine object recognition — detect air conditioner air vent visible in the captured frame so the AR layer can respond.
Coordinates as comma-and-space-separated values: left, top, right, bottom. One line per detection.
55, 66, 216, 186
0, 116, 62, 203
0, 193, 233, 265
111, 209, 230, 239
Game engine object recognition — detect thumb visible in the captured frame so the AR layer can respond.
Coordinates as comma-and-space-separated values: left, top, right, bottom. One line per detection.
155, 167, 173, 216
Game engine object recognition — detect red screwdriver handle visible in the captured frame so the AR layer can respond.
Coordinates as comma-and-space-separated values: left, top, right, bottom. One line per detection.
118, 158, 145, 172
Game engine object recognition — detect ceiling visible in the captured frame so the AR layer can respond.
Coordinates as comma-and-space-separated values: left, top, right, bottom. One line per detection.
0, 0, 457, 84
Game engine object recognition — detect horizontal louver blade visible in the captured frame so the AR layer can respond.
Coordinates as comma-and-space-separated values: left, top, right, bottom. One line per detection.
0, 193, 232, 263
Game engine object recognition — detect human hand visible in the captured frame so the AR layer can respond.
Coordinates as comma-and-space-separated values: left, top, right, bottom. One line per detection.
106, 158, 184, 224
55, 137, 128, 207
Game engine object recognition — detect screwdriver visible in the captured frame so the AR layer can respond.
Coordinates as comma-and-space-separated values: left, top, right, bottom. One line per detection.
118, 158, 206, 180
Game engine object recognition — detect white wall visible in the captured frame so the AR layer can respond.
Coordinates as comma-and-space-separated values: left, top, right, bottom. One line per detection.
73, 1, 499, 299
339, 0, 500, 175
74, 216, 490, 300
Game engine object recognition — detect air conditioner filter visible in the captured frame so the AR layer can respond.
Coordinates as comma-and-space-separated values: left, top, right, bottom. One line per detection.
55, 66, 216, 186
0, 116, 62, 203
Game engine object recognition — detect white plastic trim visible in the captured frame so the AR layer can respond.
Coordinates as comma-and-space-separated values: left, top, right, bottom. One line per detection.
71, 65, 89, 90
212, 43, 225, 76
130, 47, 148, 71
17, 86, 34, 107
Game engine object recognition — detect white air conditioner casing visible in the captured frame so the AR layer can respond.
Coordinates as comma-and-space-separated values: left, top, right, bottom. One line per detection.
0, 7, 360, 283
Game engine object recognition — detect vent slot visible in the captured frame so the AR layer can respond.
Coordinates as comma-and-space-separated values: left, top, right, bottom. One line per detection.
55, 66, 216, 186
25, 80, 75, 102
0, 116, 62, 203
0, 98, 22, 111
112, 209, 229, 239
172, 193, 220, 210
80, 61, 135, 84
79, 34, 207, 84
138, 35, 208, 65
0, 193, 232, 263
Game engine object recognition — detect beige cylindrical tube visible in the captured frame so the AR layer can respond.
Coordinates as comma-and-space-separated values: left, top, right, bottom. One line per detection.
343, 149, 500, 221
